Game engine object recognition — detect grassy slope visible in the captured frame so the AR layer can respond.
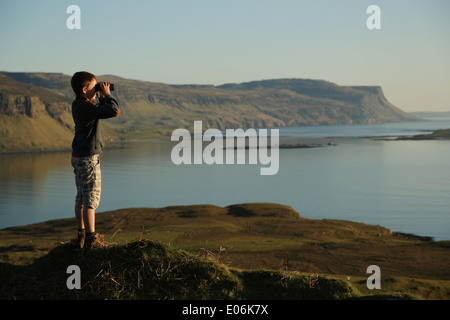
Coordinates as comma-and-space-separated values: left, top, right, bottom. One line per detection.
0, 239, 360, 300
1, 203, 449, 299
0, 113, 74, 152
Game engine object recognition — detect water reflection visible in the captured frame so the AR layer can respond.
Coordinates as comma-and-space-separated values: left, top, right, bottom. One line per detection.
0, 152, 71, 181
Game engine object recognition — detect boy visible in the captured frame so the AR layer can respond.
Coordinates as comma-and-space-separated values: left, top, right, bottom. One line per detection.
70, 71, 120, 249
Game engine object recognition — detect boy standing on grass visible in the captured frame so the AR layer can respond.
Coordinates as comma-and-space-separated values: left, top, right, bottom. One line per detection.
70, 71, 120, 249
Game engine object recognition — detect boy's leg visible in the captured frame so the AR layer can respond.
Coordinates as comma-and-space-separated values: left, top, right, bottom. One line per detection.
75, 201, 85, 230
73, 155, 105, 249
73, 158, 86, 248
73, 203, 95, 248
83, 206, 96, 234
74, 201, 86, 248
73, 155, 101, 233
84, 206, 107, 249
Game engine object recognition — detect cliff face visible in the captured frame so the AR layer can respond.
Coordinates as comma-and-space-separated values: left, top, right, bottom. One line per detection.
94, 75, 416, 134
0, 72, 417, 152
0, 93, 47, 118
217, 79, 416, 125
0, 73, 72, 118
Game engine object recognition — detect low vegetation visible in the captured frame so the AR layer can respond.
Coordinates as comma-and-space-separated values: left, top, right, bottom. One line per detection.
1, 203, 449, 300
0, 239, 360, 300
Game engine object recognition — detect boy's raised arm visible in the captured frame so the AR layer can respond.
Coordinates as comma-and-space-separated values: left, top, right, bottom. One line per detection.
98, 95, 120, 118
89, 95, 120, 119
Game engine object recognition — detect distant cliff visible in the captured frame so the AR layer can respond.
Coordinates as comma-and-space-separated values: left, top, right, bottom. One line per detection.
0, 73, 74, 152
0, 72, 417, 152
217, 79, 416, 126
0, 93, 47, 118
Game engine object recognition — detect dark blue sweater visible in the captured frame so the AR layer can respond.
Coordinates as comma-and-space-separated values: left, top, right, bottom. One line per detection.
71, 95, 120, 157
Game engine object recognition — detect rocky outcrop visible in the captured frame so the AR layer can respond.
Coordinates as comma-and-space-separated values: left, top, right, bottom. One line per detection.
0, 93, 46, 118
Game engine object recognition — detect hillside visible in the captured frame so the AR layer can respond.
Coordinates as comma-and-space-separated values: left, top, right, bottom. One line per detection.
0, 239, 360, 300
1, 203, 449, 300
0, 71, 417, 152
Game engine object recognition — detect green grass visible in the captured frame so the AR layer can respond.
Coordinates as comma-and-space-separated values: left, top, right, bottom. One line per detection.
347, 275, 450, 300
1, 203, 449, 299
0, 239, 362, 300
3, 238, 449, 300
0, 114, 74, 152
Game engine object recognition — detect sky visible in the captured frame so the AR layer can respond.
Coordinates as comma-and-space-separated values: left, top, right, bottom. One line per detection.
0, 0, 449, 112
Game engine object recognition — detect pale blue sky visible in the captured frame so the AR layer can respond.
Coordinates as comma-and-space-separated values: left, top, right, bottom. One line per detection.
0, 0, 449, 111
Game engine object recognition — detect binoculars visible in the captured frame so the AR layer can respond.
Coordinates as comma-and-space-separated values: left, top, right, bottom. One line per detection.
94, 82, 115, 91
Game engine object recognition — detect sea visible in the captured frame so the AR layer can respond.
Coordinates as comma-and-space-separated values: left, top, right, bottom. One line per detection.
1, 119, 449, 241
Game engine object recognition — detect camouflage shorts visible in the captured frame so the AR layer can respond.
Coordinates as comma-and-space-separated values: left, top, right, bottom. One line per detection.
71, 155, 101, 210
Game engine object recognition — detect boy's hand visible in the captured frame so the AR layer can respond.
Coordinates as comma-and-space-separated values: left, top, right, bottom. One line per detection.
98, 82, 111, 97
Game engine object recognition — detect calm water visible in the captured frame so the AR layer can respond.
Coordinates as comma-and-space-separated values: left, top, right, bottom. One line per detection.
1, 120, 450, 240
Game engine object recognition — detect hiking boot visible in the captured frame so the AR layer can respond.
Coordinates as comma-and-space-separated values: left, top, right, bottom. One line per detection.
85, 232, 108, 250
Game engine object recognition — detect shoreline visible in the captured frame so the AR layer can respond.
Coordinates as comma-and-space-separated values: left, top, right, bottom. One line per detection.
1, 124, 449, 154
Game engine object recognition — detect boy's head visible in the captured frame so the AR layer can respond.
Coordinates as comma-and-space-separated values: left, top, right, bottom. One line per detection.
71, 71, 98, 99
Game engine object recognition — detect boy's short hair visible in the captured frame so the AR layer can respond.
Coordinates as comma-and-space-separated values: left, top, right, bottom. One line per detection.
71, 71, 97, 95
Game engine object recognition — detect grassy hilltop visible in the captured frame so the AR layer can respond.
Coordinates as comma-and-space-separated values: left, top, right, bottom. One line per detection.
1, 203, 449, 300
